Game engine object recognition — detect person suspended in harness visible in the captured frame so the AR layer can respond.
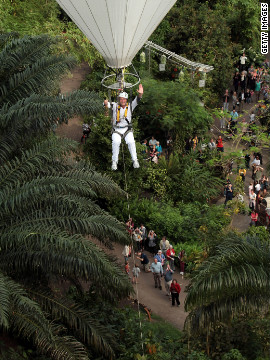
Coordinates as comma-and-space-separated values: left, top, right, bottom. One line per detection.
104, 84, 143, 170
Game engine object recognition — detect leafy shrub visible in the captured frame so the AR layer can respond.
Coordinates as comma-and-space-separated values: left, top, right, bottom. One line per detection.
109, 197, 230, 245
187, 351, 210, 360
245, 226, 270, 243
173, 242, 205, 272
222, 349, 247, 360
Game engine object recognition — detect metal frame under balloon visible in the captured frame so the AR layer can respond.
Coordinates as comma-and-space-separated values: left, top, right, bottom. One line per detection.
101, 63, 140, 90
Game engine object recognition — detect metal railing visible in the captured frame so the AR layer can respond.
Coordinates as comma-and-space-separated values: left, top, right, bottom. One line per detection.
144, 41, 214, 73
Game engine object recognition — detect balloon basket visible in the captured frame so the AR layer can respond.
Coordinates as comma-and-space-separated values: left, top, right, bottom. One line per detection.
101, 64, 140, 90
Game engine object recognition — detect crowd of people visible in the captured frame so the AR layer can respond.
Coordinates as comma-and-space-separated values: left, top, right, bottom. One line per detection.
142, 135, 173, 163
223, 150, 269, 226
221, 56, 270, 134
220, 56, 270, 226
247, 154, 269, 226
122, 218, 186, 307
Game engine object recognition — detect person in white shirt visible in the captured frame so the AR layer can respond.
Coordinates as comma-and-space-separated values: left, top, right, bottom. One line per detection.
255, 181, 261, 195
208, 138, 216, 150
248, 183, 253, 197
240, 53, 247, 71
249, 111, 255, 123
149, 136, 157, 150
251, 156, 260, 167
249, 189, 256, 211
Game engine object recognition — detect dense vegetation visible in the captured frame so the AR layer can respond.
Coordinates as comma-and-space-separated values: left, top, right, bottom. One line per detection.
0, 34, 132, 360
0, 1, 269, 359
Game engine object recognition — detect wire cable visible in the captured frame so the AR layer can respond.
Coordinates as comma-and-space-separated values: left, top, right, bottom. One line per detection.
121, 142, 145, 356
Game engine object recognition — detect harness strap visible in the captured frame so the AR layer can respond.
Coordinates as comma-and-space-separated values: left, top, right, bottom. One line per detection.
117, 103, 129, 123
113, 128, 133, 139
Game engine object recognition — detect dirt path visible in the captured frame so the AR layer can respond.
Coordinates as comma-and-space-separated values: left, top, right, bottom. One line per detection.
96, 240, 189, 330
56, 62, 90, 141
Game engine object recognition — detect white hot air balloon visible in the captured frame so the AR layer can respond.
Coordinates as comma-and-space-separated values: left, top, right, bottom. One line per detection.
55, 0, 176, 88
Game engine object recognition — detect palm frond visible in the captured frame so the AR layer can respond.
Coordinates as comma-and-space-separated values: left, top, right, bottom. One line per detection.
0, 91, 102, 130
0, 241, 132, 298
0, 32, 19, 47
0, 54, 76, 106
0, 35, 56, 77
0, 271, 52, 333
29, 289, 116, 359
185, 236, 270, 332
0, 33, 131, 358
11, 313, 89, 360
0, 137, 76, 186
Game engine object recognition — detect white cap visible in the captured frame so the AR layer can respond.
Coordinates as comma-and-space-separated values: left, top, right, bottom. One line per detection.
119, 92, 128, 99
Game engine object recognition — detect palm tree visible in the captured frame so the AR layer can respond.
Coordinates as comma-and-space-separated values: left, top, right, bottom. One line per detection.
158, 153, 223, 203
0, 34, 132, 359
184, 235, 270, 333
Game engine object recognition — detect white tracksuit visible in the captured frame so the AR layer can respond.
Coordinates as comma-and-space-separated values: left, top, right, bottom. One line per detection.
107, 97, 140, 163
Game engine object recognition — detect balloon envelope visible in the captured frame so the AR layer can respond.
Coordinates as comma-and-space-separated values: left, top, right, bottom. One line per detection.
56, 0, 176, 68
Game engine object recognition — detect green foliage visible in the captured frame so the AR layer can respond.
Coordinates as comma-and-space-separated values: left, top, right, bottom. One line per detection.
109, 197, 185, 242
0, 0, 100, 64
159, 153, 224, 203
0, 34, 132, 359
187, 351, 210, 360
136, 78, 212, 149
115, 307, 187, 360
144, 165, 168, 198
222, 349, 247, 360
0, 345, 51, 359
173, 242, 205, 272
188, 312, 270, 360
83, 113, 112, 171
225, 0, 260, 49
110, 196, 230, 247
245, 226, 270, 243
187, 312, 270, 360
185, 235, 270, 334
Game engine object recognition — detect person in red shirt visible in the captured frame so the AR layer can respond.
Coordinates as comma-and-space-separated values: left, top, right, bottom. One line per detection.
126, 218, 134, 235
250, 211, 258, 226
170, 279, 181, 306
166, 245, 175, 270
125, 260, 130, 277
216, 136, 224, 152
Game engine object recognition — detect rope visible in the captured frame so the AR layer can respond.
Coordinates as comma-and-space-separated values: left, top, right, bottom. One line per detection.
121, 143, 145, 356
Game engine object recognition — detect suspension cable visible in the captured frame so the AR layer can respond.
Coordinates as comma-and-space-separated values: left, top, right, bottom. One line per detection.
121, 143, 145, 356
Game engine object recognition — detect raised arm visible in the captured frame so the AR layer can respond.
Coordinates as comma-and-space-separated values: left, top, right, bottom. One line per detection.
137, 84, 143, 99
103, 99, 111, 108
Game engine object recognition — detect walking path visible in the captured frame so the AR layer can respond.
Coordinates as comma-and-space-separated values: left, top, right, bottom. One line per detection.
95, 239, 189, 330
56, 62, 90, 141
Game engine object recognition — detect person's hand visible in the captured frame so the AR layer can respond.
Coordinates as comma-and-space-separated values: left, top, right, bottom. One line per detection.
104, 99, 109, 107
137, 84, 143, 98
